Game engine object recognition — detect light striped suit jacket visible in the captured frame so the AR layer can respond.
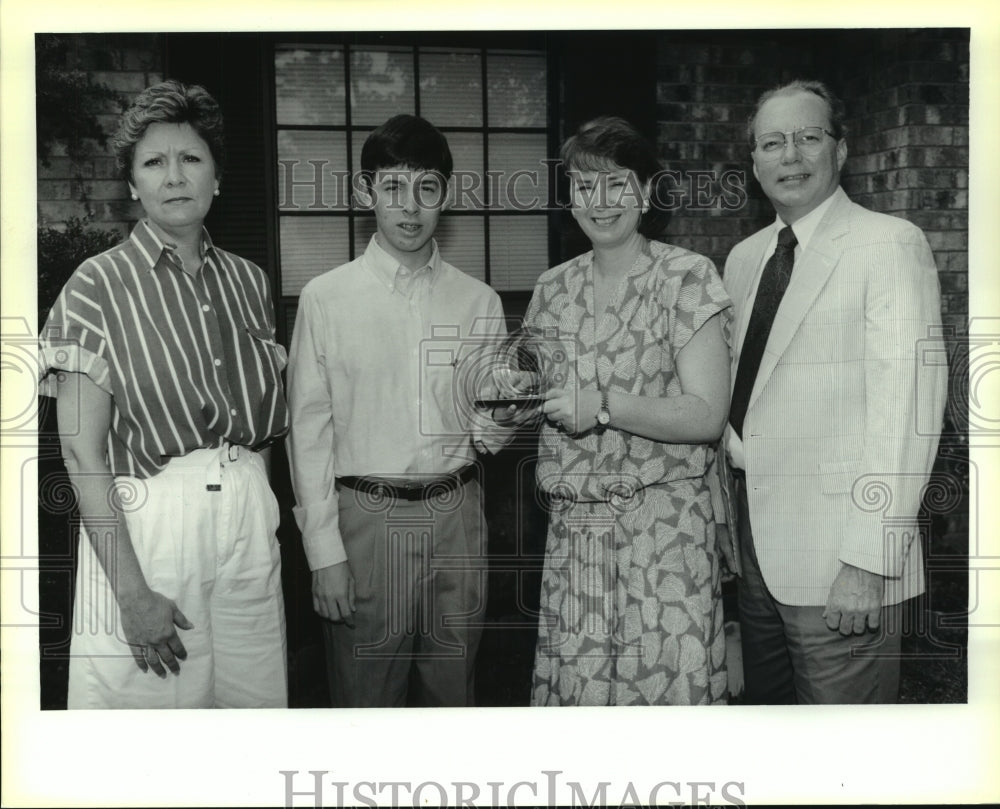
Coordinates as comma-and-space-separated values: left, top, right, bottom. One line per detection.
722, 188, 947, 606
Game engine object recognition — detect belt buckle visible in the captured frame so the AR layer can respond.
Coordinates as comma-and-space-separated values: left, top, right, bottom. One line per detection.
228, 443, 240, 462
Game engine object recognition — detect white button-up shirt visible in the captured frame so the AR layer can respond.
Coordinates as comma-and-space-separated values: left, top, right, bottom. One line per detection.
287, 235, 512, 570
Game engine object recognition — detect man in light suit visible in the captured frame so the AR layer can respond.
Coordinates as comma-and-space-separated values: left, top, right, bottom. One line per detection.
723, 79, 947, 703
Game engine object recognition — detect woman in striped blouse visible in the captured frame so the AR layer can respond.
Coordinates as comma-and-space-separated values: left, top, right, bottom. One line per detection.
40, 80, 290, 708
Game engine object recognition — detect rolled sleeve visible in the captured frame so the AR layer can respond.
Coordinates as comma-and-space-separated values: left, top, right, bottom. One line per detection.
39, 263, 112, 398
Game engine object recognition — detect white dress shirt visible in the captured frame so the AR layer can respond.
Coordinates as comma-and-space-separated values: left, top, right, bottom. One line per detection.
287, 235, 512, 570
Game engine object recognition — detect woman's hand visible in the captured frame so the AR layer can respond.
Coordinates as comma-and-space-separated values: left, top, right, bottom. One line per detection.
118, 588, 193, 677
542, 387, 601, 435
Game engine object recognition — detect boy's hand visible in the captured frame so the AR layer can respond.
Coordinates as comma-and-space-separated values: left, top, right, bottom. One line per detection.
313, 562, 357, 627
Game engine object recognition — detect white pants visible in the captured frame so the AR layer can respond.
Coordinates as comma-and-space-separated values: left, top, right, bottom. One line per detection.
67, 446, 287, 709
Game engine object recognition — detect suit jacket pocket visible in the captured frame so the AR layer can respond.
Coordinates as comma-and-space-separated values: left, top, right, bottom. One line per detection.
818, 459, 860, 495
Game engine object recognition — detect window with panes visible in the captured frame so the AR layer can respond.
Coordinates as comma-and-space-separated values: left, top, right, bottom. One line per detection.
272, 40, 554, 338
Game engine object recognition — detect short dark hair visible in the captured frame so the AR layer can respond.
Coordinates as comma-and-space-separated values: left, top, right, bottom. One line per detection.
360, 114, 453, 187
113, 79, 226, 183
747, 79, 847, 145
560, 116, 667, 238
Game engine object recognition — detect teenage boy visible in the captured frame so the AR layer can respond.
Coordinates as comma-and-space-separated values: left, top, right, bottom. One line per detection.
287, 114, 514, 707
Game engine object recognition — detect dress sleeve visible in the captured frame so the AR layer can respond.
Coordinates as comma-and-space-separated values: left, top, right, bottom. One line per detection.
667, 253, 733, 359
38, 260, 112, 398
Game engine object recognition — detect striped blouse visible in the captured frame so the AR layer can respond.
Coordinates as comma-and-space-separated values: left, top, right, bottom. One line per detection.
39, 220, 288, 479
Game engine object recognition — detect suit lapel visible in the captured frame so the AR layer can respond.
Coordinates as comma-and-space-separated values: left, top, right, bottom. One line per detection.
748, 190, 852, 409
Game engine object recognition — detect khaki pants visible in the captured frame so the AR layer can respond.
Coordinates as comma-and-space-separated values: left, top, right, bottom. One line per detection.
324, 477, 487, 707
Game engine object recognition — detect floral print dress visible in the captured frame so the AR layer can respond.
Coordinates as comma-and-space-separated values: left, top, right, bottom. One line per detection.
525, 238, 732, 706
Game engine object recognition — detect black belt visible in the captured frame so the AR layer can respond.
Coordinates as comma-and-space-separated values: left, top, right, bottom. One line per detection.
336, 465, 476, 501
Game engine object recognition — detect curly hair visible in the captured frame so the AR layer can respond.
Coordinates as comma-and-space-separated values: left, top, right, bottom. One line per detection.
113, 79, 225, 182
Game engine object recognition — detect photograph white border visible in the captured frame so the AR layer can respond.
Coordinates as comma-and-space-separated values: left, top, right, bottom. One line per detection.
3, 1, 998, 806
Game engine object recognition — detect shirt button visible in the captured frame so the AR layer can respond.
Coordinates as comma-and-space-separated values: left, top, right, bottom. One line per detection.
214, 358, 221, 366
230, 408, 238, 416
202, 304, 210, 312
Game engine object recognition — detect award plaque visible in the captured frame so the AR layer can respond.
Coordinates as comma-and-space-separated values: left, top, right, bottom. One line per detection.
473, 326, 565, 408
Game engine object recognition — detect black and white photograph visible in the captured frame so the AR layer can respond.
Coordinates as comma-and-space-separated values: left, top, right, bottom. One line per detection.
2, 0, 997, 806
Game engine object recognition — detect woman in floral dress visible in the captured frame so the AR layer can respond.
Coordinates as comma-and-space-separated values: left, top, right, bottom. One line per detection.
525, 117, 733, 705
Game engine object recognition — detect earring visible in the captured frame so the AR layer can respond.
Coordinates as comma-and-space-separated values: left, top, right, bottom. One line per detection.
213, 189, 220, 197
130, 194, 138, 201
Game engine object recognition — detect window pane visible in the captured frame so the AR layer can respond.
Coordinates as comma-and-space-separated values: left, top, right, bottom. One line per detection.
436, 217, 485, 282
280, 217, 349, 296
487, 52, 546, 127
275, 46, 345, 125
352, 216, 486, 283
351, 130, 369, 179
488, 133, 549, 211
448, 132, 485, 211
489, 216, 548, 291
353, 215, 377, 256
282, 300, 298, 347
419, 49, 482, 127
351, 47, 415, 126
277, 131, 348, 211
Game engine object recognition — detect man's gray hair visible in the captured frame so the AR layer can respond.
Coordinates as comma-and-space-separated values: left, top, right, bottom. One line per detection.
746, 79, 847, 145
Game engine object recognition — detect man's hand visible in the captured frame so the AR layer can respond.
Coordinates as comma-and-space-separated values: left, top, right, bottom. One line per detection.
313, 561, 356, 627
542, 387, 601, 435
823, 563, 884, 635
118, 589, 193, 677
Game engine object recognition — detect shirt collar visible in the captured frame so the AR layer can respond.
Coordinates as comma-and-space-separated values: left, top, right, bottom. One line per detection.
775, 186, 844, 253
130, 219, 216, 272
363, 233, 442, 292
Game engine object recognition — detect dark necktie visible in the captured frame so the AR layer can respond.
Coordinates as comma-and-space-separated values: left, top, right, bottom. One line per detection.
729, 225, 797, 439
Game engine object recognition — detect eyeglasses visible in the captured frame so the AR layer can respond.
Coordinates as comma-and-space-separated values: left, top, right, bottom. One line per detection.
752, 127, 836, 159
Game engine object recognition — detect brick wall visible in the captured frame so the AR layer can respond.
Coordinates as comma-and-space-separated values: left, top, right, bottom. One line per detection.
36, 34, 163, 239
655, 28, 969, 334
840, 29, 970, 336
656, 30, 969, 330
655, 31, 820, 271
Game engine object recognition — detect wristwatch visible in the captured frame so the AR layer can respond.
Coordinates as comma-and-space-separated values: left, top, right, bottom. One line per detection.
596, 389, 611, 427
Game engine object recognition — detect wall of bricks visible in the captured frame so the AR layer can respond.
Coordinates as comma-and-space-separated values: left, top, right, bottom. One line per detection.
839, 29, 970, 337
656, 29, 969, 340
36, 34, 163, 239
